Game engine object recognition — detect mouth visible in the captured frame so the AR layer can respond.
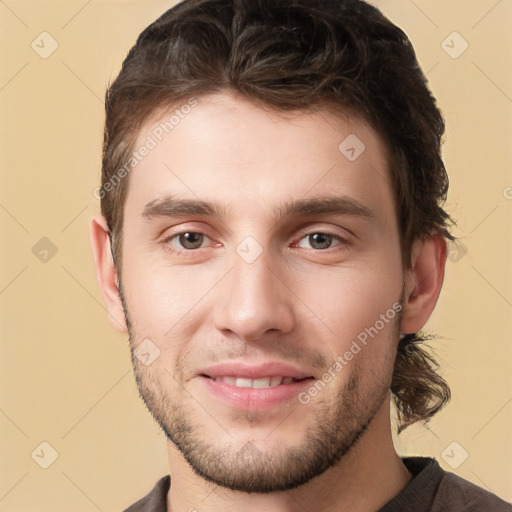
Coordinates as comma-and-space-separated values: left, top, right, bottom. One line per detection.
196, 362, 316, 411
202, 375, 309, 388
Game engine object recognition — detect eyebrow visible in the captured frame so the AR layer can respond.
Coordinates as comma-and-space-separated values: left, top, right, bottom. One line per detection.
141, 194, 377, 226
142, 196, 226, 220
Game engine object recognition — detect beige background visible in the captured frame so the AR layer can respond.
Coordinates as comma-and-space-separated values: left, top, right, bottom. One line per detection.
1, 1, 511, 510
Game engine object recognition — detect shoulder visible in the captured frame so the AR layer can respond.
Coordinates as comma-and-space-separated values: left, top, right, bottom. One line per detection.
434, 470, 512, 511
407, 457, 512, 512
122, 475, 170, 512
380, 458, 511, 512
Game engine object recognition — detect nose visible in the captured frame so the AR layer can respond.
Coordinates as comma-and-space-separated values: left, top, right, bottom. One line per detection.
213, 250, 295, 341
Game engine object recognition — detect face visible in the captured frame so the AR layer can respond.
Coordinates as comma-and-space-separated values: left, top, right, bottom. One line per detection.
118, 91, 405, 492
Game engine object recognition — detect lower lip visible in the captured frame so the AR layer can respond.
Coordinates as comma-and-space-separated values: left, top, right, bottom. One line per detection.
200, 376, 314, 411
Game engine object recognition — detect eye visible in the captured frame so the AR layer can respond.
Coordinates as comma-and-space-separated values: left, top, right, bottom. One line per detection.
296, 232, 348, 250
166, 231, 211, 251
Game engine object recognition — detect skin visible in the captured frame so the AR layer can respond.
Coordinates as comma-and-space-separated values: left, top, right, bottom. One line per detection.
91, 90, 447, 512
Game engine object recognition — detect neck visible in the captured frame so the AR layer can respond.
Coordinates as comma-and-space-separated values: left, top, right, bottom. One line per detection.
166, 395, 411, 512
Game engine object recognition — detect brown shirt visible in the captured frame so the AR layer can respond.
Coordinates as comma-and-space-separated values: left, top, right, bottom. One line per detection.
123, 457, 512, 512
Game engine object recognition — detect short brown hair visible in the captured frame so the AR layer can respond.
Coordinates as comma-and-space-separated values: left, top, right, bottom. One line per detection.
100, 0, 455, 432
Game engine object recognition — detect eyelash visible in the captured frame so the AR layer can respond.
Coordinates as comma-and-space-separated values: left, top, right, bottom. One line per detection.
162, 229, 351, 255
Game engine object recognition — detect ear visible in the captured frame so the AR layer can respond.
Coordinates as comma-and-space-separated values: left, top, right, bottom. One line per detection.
400, 233, 448, 334
89, 214, 128, 333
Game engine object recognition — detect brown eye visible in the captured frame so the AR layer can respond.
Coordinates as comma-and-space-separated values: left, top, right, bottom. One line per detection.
297, 232, 342, 250
163, 230, 216, 256
308, 233, 333, 249
178, 232, 205, 249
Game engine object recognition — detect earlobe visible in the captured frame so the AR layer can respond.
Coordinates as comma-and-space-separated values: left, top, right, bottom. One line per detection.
400, 234, 448, 335
89, 214, 128, 334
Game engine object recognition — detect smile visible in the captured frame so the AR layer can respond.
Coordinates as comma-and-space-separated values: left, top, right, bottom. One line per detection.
206, 376, 303, 388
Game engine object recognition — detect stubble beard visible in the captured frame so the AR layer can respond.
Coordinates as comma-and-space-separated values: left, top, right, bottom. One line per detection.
121, 286, 401, 494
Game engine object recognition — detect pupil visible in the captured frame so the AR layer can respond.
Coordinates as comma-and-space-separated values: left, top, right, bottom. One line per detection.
310, 233, 331, 249
180, 232, 203, 249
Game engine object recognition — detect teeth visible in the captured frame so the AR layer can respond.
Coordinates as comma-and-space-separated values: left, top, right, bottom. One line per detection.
213, 376, 298, 388
235, 377, 253, 388
252, 377, 271, 388
270, 376, 283, 387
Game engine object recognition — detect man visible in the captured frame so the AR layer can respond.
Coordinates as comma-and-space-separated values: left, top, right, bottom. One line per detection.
90, 0, 511, 510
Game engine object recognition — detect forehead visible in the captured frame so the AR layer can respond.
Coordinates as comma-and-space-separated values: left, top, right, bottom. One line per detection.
125, 91, 396, 228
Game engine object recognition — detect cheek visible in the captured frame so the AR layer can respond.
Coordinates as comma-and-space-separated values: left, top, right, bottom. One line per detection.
121, 254, 224, 343
292, 251, 402, 353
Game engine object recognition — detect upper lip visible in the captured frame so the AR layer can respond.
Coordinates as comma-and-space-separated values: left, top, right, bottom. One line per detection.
198, 362, 314, 380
